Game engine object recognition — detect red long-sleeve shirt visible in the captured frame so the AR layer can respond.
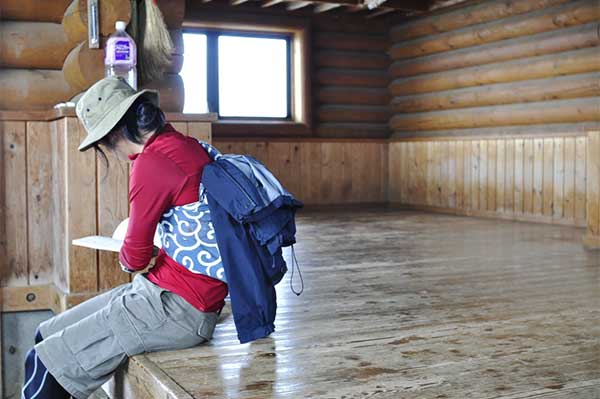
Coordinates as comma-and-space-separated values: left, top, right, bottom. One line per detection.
119, 124, 228, 312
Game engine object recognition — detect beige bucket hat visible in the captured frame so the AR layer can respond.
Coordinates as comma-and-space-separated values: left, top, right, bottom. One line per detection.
75, 76, 159, 151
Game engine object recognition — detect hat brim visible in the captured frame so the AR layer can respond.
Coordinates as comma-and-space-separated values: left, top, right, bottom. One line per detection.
78, 89, 159, 152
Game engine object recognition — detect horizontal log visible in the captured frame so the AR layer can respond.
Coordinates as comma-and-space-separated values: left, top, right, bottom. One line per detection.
389, 0, 599, 60
143, 74, 184, 112
318, 87, 389, 106
390, 0, 570, 42
156, 0, 185, 28
63, 40, 105, 92
389, 48, 600, 96
391, 72, 600, 113
213, 122, 310, 138
314, 33, 388, 52
0, 0, 71, 23
315, 123, 390, 138
317, 69, 389, 88
313, 16, 389, 35
316, 51, 389, 70
0, 22, 73, 69
62, 0, 131, 43
390, 22, 600, 78
389, 98, 600, 131
61, 32, 181, 91
0, 69, 77, 110
318, 105, 389, 123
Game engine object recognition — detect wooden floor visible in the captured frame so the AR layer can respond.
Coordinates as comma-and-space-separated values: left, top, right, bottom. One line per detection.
112, 210, 600, 399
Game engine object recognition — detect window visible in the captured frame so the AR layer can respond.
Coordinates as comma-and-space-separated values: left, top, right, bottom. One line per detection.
181, 31, 291, 119
180, 34, 208, 114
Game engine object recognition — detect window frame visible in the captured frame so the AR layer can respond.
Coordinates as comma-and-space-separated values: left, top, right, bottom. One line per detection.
183, 13, 311, 137
190, 29, 293, 120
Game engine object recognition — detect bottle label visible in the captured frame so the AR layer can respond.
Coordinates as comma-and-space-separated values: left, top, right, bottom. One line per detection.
114, 40, 131, 61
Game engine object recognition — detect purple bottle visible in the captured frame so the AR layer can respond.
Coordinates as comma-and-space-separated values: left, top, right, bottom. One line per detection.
105, 21, 137, 90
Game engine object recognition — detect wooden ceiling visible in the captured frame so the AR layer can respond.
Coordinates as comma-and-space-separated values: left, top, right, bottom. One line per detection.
196, 0, 472, 19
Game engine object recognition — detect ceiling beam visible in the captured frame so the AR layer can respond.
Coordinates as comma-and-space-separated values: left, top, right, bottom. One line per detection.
307, 0, 429, 11
365, 7, 395, 18
287, 1, 312, 10
314, 2, 342, 12
376, 0, 430, 11
345, 4, 365, 12
261, 0, 286, 6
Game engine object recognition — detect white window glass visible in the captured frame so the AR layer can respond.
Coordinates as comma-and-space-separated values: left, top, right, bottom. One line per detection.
218, 35, 288, 118
180, 33, 208, 114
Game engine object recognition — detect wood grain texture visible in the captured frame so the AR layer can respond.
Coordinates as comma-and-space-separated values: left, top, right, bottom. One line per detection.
389, 98, 600, 131
314, 32, 388, 52
313, 20, 390, 140
318, 105, 389, 124
389, 0, 599, 144
62, 0, 131, 43
389, 48, 600, 97
0, 0, 72, 23
389, 0, 599, 60
97, 153, 129, 291
390, 0, 570, 42
388, 133, 588, 227
0, 69, 77, 110
390, 72, 600, 113
0, 121, 28, 286
564, 137, 576, 222
575, 137, 587, 225
62, 40, 106, 92
213, 140, 388, 205
26, 122, 54, 285
0, 22, 73, 69
114, 209, 600, 398
317, 87, 389, 106
1, 116, 217, 303
389, 22, 600, 78
585, 131, 600, 238
63, 117, 98, 293
50, 120, 68, 293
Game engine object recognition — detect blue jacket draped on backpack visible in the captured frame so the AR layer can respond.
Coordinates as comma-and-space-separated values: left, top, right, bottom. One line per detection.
200, 143, 303, 343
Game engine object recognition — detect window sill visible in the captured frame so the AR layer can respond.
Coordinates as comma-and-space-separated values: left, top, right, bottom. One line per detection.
212, 120, 311, 138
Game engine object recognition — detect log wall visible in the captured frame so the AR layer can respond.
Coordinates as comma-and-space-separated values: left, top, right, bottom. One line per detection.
313, 18, 391, 139
0, 0, 75, 110
0, 111, 213, 312
387, 0, 600, 227
0, 0, 184, 111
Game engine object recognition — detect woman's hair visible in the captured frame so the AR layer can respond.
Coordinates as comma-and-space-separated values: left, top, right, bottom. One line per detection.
94, 97, 166, 170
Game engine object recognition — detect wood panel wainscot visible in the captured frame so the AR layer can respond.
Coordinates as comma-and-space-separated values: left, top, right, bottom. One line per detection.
0, 109, 216, 313
213, 139, 389, 206
388, 134, 588, 228
583, 131, 600, 249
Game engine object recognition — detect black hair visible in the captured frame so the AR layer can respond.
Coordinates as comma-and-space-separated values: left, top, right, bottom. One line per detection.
94, 97, 166, 172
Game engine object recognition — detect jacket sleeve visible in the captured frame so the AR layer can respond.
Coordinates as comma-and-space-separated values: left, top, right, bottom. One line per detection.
119, 151, 185, 271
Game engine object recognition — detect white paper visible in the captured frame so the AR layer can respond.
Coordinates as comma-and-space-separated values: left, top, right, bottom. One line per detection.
72, 218, 162, 252
72, 236, 123, 252
112, 218, 130, 241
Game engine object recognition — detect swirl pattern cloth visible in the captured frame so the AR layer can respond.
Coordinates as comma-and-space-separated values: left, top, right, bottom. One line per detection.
158, 193, 226, 282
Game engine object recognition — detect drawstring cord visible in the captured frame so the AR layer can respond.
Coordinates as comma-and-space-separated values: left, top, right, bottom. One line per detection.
289, 245, 304, 296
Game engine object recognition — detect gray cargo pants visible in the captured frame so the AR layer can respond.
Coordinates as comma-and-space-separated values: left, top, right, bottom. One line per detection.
35, 274, 218, 399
